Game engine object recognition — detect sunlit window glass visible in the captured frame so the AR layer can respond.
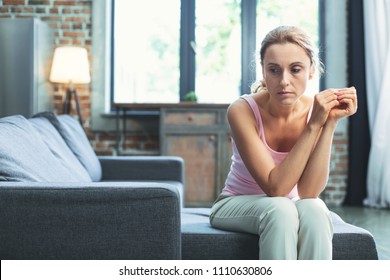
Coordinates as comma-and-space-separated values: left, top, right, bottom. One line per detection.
195, 0, 242, 103
113, 0, 180, 103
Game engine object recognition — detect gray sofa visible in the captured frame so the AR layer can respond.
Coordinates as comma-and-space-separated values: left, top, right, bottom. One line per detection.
0, 113, 378, 260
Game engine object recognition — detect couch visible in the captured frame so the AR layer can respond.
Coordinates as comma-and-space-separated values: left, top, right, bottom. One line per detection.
0, 113, 378, 260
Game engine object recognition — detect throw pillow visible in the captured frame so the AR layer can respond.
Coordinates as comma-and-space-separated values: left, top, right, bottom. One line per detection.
0, 115, 88, 182
29, 116, 92, 182
34, 112, 102, 181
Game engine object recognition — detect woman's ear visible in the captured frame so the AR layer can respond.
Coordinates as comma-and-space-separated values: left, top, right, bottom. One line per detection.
309, 65, 315, 80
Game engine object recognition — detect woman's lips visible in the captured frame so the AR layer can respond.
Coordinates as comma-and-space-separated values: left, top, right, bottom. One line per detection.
278, 91, 293, 95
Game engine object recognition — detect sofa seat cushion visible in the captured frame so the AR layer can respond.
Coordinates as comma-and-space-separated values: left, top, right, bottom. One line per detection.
181, 208, 258, 259
181, 207, 378, 260
0, 115, 88, 182
329, 211, 378, 260
29, 117, 92, 182
35, 112, 102, 181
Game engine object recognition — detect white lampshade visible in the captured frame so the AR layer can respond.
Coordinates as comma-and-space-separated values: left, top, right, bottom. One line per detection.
50, 46, 91, 84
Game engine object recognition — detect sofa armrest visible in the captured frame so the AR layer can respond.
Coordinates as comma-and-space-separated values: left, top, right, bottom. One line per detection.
98, 155, 184, 183
0, 182, 181, 260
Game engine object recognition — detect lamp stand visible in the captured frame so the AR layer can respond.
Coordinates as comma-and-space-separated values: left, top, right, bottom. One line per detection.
62, 87, 83, 126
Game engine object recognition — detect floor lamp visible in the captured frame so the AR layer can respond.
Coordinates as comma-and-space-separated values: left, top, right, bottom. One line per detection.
49, 46, 91, 126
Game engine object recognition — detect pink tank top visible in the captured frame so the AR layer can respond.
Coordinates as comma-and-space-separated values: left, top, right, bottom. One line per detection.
223, 94, 309, 199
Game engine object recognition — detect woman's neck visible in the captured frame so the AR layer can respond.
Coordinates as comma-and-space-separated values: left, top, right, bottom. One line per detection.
256, 92, 306, 121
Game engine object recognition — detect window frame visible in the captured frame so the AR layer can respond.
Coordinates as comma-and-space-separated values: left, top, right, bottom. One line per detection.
91, 0, 326, 131
110, 0, 258, 107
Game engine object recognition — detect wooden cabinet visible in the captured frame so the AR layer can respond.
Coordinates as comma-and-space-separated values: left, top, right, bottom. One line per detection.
160, 105, 232, 207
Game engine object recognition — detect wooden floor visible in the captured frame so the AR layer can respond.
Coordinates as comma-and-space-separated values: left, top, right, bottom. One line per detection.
330, 206, 390, 260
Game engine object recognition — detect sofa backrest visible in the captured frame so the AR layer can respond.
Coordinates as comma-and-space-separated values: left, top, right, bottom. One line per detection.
0, 115, 91, 182
34, 112, 102, 182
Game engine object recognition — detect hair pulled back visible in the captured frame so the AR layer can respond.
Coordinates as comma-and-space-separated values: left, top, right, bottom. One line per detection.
252, 26, 323, 93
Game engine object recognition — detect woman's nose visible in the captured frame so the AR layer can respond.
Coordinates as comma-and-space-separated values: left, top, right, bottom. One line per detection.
280, 72, 290, 87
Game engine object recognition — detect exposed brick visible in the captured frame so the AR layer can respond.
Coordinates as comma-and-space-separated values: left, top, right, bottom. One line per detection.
58, 39, 71, 44
4, 0, 25, 5
10, 7, 22, 12
107, 143, 117, 149
49, 7, 59, 14
73, 23, 83, 29
28, 0, 50, 4
60, 23, 70, 29
23, 7, 34, 13
53, 0, 76, 6
71, 39, 83, 45
62, 8, 72, 14
98, 135, 116, 142
41, 15, 62, 21
94, 142, 107, 149
65, 16, 87, 22
35, 7, 47, 13
63, 31, 85, 37
53, 0, 92, 7
124, 143, 141, 150
333, 139, 348, 145
95, 150, 114, 156
144, 142, 159, 151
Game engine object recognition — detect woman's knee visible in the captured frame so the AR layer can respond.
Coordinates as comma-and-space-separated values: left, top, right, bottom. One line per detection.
296, 198, 330, 219
295, 198, 333, 232
259, 197, 299, 232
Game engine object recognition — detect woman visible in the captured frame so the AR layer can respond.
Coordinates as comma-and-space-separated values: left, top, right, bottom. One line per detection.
209, 26, 358, 260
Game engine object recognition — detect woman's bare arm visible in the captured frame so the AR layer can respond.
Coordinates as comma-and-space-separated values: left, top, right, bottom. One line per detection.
297, 87, 358, 198
229, 90, 339, 196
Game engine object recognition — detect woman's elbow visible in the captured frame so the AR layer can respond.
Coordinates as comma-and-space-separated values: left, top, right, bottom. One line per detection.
297, 189, 322, 199
264, 184, 293, 197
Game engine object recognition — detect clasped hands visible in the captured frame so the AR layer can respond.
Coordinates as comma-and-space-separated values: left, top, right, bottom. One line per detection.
311, 86, 358, 126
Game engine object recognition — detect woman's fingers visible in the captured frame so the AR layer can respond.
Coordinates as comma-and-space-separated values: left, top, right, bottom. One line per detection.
327, 86, 358, 121
314, 86, 358, 124
315, 89, 339, 110
337, 98, 357, 114
335, 87, 358, 113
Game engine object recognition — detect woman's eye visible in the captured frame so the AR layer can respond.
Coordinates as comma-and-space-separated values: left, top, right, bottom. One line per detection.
269, 68, 279, 74
291, 67, 301, 73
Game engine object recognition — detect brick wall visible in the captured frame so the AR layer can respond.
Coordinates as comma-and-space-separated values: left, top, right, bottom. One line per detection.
0, 0, 349, 206
321, 131, 349, 206
1, 1, 89, 122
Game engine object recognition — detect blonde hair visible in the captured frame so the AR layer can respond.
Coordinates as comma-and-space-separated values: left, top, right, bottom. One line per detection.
252, 26, 323, 93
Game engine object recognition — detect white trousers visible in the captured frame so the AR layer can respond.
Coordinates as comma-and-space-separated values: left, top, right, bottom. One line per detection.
210, 195, 333, 260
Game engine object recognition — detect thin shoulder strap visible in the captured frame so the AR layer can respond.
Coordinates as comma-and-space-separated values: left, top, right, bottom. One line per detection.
307, 104, 314, 123
240, 94, 262, 134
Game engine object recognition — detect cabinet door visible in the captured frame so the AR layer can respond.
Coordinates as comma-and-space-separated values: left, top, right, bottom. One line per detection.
164, 134, 217, 207
160, 106, 230, 207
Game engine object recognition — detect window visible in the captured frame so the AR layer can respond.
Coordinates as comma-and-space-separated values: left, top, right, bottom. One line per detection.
112, 0, 181, 103
111, 0, 319, 105
195, 0, 242, 103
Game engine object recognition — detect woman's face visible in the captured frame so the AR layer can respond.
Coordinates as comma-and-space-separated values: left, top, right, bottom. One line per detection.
262, 43, 314, 105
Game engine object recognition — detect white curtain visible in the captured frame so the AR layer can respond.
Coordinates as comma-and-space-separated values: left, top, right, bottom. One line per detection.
363, 0, 390, 208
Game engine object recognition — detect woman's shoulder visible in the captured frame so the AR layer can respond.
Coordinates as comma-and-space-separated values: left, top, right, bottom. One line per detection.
302, 94, 314, 104
228, 95, 249, 111
301, 94, 314, 112
227, 95, 257, 122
